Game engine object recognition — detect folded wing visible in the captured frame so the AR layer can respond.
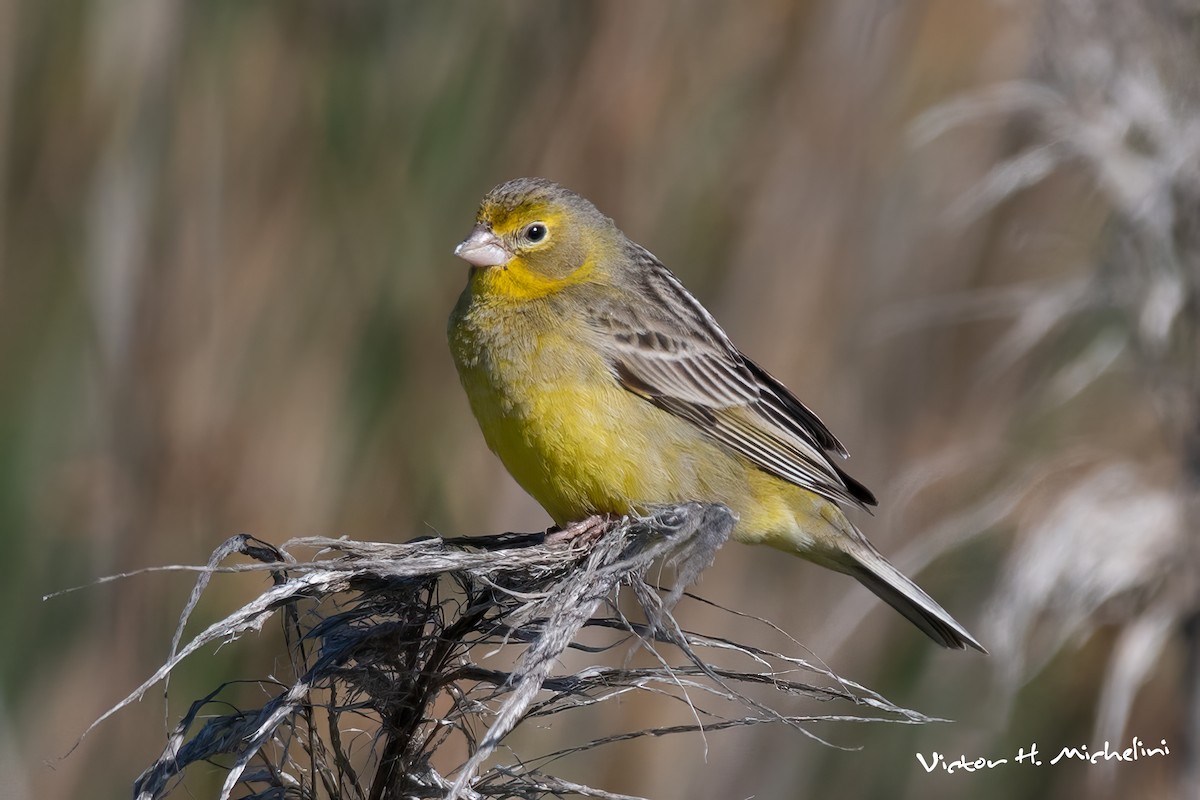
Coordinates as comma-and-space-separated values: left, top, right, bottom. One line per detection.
590, 246, 876, 509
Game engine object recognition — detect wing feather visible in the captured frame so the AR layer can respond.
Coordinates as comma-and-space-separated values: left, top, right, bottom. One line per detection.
592, 245, 876, 509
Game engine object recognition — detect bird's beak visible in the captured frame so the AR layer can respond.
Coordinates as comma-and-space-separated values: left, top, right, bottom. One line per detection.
454, 224, 511, 268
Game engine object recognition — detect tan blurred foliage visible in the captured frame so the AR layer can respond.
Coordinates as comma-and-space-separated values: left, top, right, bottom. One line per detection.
1, 1, 1196, 799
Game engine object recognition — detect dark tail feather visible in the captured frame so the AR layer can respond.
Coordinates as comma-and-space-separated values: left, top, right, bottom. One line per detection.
846, 547, 987, 653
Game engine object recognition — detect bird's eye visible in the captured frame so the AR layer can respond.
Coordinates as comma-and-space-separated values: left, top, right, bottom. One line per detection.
523, 223, 547, 243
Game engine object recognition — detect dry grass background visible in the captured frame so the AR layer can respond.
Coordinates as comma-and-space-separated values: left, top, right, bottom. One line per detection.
1, 1, 1197, 798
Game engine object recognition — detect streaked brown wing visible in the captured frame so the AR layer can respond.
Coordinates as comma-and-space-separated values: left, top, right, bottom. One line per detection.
590, 245, 876, 509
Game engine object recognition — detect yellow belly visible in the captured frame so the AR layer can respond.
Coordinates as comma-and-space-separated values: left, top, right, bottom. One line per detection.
459, 352, 693, 523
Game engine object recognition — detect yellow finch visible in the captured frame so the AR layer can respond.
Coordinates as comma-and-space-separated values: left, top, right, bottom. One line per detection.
448, 177, 984, 651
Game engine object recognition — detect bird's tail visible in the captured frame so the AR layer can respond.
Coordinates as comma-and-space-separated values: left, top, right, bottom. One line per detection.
841, 542, 986, 652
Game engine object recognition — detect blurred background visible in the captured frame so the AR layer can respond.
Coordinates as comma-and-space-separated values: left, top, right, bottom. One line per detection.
2, 0, 1197, 798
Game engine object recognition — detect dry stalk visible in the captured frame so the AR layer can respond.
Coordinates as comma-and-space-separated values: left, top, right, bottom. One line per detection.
88, 503, 938, 800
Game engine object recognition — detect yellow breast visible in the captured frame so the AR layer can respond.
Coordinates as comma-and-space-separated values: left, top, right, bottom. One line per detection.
453, 329, 642, 521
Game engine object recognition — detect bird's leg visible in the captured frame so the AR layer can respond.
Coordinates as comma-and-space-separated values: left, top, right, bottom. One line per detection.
544, 514, 614, 547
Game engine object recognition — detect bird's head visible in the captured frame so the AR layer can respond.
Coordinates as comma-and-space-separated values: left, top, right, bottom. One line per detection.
454, 178, 618, 297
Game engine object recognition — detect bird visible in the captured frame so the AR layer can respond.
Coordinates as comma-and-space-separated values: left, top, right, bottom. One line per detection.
447, 177, 984, 652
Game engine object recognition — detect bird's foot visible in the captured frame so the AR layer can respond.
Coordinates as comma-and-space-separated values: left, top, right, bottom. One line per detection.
544, 515, 613, 548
